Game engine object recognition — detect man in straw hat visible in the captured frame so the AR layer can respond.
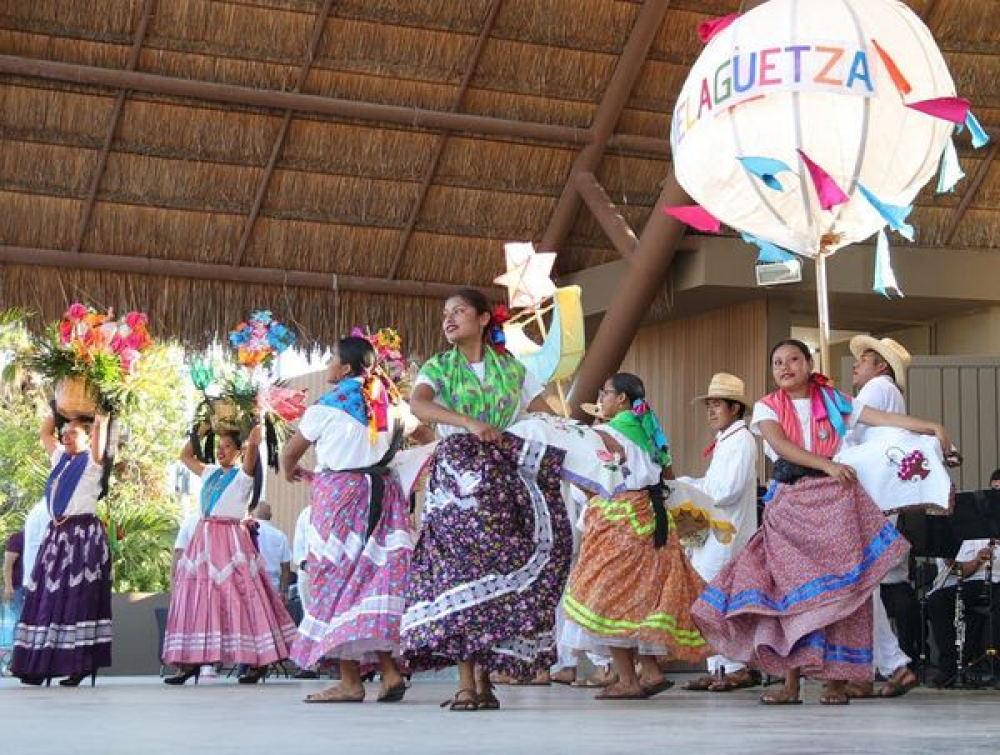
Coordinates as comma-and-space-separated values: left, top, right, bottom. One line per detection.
843, 335, 919, 698
679, 373, 761, 692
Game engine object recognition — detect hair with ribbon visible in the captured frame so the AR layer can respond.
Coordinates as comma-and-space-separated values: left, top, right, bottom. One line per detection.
448, 288, 508, 353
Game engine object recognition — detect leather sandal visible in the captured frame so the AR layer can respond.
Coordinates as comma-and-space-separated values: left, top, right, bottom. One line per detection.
760, 689, 802, 705
441, 688, 479, 711
709, 670, 761, 692
682, 675, 717, 692
879, 668, 918, 698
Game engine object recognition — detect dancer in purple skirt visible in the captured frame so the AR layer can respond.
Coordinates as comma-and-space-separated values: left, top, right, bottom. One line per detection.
283, 336, 412, 704
402, 288, 572, 712
12, 411, 112, 687
691, 339, 953, 705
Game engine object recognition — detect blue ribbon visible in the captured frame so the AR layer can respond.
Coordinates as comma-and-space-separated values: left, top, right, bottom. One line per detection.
966, 111, 990, 149
858, 184, 915, 241
738, 155, 793, 191
741, 232, 797, 263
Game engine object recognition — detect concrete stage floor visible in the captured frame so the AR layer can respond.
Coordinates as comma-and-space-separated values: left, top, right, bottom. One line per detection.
1, 674, 998, 754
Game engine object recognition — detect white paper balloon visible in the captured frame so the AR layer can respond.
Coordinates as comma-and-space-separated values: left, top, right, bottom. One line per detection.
670, 0, 956, 257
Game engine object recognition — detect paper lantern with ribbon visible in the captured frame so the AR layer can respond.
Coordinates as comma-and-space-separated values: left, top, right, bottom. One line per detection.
668, 0, 988, 370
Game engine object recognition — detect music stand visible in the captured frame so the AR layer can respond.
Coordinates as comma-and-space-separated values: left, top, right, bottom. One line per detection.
898, 489, 1000, 687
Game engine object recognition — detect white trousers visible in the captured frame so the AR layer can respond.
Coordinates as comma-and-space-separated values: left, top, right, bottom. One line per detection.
873, 589, 910, 676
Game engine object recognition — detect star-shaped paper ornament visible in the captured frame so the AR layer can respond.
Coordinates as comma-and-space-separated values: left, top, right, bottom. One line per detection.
493, 242, 556, 309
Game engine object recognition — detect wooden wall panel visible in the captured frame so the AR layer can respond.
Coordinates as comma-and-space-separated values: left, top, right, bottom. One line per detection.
620, 300, 768, 480
907, 357, 1000, 491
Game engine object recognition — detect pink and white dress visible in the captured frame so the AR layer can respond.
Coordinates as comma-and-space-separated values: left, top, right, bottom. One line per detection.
162, 464, 297, 667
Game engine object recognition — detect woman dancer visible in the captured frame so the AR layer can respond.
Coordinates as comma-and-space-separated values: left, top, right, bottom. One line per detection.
163, 424, 297, 685
12, 413, 112, 687
283, 336, 412, 704
691, 339, 951, 705
561, 373, 709, 700
402, 288, 572, 711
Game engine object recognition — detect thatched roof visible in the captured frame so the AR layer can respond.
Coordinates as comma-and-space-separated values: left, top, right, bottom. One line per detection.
0, 0, 998, 355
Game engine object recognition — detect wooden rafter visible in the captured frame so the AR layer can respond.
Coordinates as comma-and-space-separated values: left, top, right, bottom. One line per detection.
71, 0, 156, 253
540, 0, 673, 254
232, 0, 337, 267
944, 142, 998, 245
0, 245, 499, 300
386, 0, 504, 280
571, 171, 637, 258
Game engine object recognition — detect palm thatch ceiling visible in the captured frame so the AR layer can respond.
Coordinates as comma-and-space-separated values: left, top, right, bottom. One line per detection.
0, 0, 997, 356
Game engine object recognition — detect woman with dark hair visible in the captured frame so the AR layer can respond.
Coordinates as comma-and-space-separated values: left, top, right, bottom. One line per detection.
162, 422, 296, 685
560, 373, 709, 700
12, 412, 113, 687
282, 336, 412, 704
401, 288, 572, 711
691, 339, 952, 705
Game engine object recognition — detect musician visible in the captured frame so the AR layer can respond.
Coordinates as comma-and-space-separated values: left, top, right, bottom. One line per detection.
927, 539, 1000, 687
991, 469, 1000, 491
842, 336, 918, 698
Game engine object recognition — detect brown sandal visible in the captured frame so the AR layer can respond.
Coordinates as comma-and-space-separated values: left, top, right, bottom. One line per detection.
879, 668, 918, 698
441, 688, 479, 711
844, 681, 876, 699
682, 675, 717, 692
595, 682, 649, 700
477, 688, 501, 710
709, 670, 762, 692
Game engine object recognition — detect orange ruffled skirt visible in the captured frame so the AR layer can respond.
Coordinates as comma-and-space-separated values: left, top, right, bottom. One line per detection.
561, 491, 709, 662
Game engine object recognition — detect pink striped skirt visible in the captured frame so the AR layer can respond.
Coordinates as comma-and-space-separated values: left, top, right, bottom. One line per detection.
163, 517, 297, 666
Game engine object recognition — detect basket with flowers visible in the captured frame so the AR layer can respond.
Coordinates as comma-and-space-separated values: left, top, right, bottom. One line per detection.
187, 312, 306, 469
350, 326, 417, 398
30, 302, 154, 416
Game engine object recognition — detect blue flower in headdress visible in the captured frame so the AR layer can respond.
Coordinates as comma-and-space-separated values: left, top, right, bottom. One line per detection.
229, 327, 250, 347
267, 323, 295, 352
252, 310, 274, 325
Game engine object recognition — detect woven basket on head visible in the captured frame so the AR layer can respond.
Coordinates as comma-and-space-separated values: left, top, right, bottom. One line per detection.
55, 377, 98, 418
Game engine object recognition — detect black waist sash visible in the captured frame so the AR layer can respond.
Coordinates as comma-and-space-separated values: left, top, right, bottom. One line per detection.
343, 421, 405, 544
647, 482, 669, 549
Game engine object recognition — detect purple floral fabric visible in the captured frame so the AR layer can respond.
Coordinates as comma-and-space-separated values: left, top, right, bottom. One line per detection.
402, 432, 571, 678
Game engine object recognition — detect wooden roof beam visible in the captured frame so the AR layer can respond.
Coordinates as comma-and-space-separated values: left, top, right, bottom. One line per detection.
232, 0, 336, 267
540, 0, 673, 254
572, 171, 637, 258
72, 0, 156, 253
386, 0, 504, 280
0, 54, 590, 147
0, 245, 499, 300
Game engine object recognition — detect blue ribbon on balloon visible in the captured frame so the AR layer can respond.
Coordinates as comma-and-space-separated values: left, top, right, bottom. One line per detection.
873, 229, 904, 299
738, 156, 793, 191
858, 184, 915, 241
741, 232, 796, 263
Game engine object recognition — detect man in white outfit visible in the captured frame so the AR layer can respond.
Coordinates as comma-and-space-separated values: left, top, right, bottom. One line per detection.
679, 374, 760, 692
844, 335, 919, 698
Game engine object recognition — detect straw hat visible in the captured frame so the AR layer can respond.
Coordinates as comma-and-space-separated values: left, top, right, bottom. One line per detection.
580, 402, 605, 420
849, 336, 912, 390
692, 373, 748, 406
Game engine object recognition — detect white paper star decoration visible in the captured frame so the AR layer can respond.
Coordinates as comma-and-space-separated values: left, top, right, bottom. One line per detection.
493, 242, 557, 309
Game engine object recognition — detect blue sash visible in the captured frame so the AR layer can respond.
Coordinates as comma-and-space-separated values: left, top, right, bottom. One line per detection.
46, 452, 90, 518
200, 467, 239, 516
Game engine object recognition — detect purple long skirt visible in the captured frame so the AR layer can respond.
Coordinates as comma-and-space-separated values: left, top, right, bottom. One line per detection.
11, 515, 113, 677
401, 433, 572, 678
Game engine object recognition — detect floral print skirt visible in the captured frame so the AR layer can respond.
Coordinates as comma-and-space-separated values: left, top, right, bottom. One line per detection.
401, 432, 572, 678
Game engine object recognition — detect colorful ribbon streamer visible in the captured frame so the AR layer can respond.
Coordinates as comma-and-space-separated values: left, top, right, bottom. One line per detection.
741, 232, 796, 263
738, 156, 793, 191
858, 184, 915, 241
798, 149, 849, 211
663, 205, 722, 233
873, 229, 904, 298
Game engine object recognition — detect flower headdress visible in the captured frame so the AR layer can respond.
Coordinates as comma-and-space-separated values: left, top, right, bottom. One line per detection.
487, 305, 510, 355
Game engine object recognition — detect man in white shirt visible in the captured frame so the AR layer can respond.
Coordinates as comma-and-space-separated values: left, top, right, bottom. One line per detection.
679, 374, 760, 692
172, 510, 200, 580
21, 498, 49, 588
844, 335, 918, 698
292, 505, 311, 610
927, 538, 1000, 687
252, 501, 292, 596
